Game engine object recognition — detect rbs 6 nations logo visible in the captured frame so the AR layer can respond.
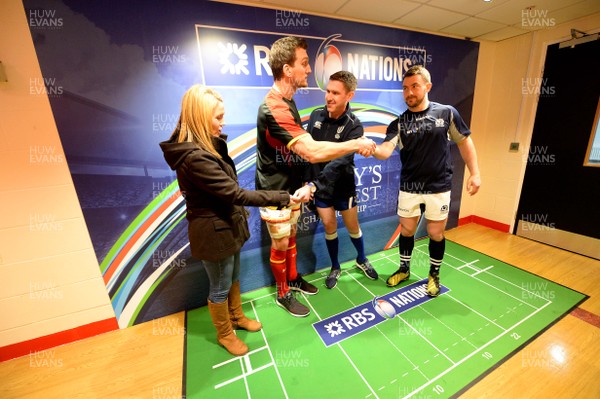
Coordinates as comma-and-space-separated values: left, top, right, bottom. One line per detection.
314, 34, 343, 91
313, 279, 449, 347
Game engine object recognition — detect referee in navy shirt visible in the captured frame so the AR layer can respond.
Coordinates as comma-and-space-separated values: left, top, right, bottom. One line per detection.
305, 71, 379, 289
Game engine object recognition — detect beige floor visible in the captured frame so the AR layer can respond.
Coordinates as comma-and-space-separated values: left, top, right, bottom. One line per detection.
1, 224, 598, 398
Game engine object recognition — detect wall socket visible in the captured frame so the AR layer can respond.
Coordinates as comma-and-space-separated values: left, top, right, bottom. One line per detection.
509, 142, 520, 152
0, 61, 8, 82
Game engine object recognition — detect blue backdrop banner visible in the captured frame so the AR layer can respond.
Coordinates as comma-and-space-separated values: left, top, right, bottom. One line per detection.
24, 0, 479, 327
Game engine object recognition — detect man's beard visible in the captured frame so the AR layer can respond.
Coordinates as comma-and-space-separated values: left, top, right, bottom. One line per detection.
405, 95, 424, 109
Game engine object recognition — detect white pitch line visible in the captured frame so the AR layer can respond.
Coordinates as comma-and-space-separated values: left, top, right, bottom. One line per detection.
241, 274, 325, 305
398, 315, 456, 365
337, 343, 380, 399
212, 345, 268, 369
439, 249, 553, 307
241, 293, 273, 304
452, 263, 543, 309
456, 259, 480, 271
336, 274, 358, 307
399, 300, 552, 399
389, 268, 471, 361
481, 271, 555, 303
338, 272, 429, 380
347, 267, 459, 372
415, 247, 542, 310
445, 294, 507, 331
308, 281, 379, 398
374, 322, 429, 380
302, 291, 322, 320
214, 362, 276, 390
242, 357, 251, 399
471, 265, 494, 276
419, 306, 478, 350
346, 270, 377, 297
244, 356, 253, 373
210, 302, 281, 396
228, 244, 548, 398
407, 267, 505, 333
253, 301, 289, 399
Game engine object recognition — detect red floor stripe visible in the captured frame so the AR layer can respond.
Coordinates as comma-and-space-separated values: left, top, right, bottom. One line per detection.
0, 317, 119, 362
570, 307, 600, 328
458, 215, 510, 233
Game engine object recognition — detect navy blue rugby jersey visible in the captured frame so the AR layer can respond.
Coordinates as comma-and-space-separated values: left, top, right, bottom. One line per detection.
384, 102, 471, 193
305, 105, 363, 199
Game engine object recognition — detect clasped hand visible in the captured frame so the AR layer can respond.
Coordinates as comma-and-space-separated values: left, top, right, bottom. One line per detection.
356, 136, 376, 157
289, 184, 313, 205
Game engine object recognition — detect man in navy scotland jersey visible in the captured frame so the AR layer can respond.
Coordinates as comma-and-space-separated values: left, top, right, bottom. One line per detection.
374, 65, 481, 296
256, 37, 376, 317
305, 71, 378, 289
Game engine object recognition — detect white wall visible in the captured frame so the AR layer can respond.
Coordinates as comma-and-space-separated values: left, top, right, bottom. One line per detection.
462, 12, 600, 230
0, 0, 116, 357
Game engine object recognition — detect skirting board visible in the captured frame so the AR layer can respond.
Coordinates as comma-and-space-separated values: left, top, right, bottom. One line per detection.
516, 220, 599, 260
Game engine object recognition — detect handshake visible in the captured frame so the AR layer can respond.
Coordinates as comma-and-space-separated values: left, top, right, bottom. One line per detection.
356, 136, 377, 157
287, 136, 378, 206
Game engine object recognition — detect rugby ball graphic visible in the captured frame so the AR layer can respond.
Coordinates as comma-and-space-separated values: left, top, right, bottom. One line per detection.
372, 298, 397, 319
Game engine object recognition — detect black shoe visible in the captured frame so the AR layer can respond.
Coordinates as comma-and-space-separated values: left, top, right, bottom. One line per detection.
325, 268, 341, 289
276, 292, 310, 317
288, 275, 319, 295
356, 258, 378, 280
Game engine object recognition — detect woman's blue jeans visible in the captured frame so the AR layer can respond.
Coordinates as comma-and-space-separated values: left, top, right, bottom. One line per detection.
201, 251, 240, 303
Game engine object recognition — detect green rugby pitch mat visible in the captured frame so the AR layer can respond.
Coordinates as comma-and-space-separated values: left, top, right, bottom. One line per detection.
183, 240, 587, 398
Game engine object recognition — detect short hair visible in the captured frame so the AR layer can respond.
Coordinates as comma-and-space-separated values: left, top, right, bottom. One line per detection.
329, 70, 357, 92
269, 36, 308, 81
403, 65, 431, 84
174, 84, 223, 158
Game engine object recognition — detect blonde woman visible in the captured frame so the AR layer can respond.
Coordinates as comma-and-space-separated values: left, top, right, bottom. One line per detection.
160, 85, 299, 356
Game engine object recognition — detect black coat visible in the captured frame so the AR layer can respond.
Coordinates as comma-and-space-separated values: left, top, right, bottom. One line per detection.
160, 133, 289, 261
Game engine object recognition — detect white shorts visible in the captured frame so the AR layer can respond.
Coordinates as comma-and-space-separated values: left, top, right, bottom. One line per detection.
397, 191, 450, 221
259, 204, 301, 239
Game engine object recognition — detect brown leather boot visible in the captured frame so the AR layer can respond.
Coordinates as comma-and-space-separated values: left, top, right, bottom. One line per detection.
207, 299, 248, 356
228, 281, 262, 332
